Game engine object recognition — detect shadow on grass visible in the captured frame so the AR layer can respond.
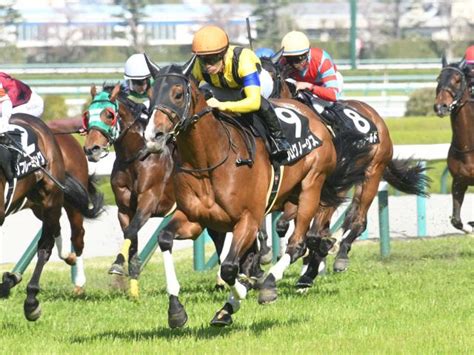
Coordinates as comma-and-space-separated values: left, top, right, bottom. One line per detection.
69, 316, 307, 343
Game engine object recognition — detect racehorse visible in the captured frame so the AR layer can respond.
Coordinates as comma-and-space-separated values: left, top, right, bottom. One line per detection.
259, 54, 430, 285
434, 56, 474, 233
83, 84, 177, 298
142, 56, 371, 327
0, 122, 103, 298
0, 114, 96, 321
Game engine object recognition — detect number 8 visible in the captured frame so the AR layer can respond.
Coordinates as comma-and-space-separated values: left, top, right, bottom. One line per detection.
343, 108, 370, 134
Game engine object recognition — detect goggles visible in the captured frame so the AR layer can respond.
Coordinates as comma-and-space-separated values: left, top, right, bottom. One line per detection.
199, 54, 224, 65
131, 78, 148, 86
286, 53, 308, 65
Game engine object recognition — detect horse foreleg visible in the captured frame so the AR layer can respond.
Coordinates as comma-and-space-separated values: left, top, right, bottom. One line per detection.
451, 177, 469, 233
159, 210, 202, 329
259, 177, 324, 304
24, 207, 61, 321
109, 207, 132, 276
210, 213, 259, 327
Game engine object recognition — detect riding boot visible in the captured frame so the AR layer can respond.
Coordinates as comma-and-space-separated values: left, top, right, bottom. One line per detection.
258, 97, 291, 157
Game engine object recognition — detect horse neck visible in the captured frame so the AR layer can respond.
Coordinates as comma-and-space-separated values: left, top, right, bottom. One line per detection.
450, 99, 474, 150
175, 111, 227, 169
114, 107, 144, 160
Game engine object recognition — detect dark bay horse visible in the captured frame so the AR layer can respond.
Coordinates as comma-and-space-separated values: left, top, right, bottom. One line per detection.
259, 54, 430, 284
83, 84, 177, 298
143, 56, 370, 327
434, 57, 474, 232
0, 115, 95, 321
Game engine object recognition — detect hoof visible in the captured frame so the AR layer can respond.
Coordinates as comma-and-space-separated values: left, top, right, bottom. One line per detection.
0, 272, 22, 299
210, 309, 233, 327
168, 295, 188, 329
73, 286, 85, 296
109, 263, 126, 276
295, 274, 313, 289
258, 274, 277, 304
333, 257, 349, 273
24, 302, 42, 322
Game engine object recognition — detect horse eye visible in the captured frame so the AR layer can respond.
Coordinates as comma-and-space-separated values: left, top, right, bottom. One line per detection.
103, 110, 114, 119
175, 92, 183, 100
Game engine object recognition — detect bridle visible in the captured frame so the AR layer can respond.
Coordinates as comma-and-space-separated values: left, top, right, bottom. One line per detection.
436, 66, 468, 113
84, 92, 143, 154
149, 71, 232, 173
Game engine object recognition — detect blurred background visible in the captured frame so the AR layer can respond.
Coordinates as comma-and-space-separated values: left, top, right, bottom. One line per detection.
0, 0, 473, 195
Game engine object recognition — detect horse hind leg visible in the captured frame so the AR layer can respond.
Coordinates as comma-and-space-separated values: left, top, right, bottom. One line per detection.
64, 205, 87, 295
24, 204, 62, 321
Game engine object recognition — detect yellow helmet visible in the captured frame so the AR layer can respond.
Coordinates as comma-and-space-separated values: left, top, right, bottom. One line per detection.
192, 25, 229, 55
281, 31, 310, 56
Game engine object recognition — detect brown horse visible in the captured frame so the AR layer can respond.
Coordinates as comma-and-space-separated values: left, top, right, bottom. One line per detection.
260, 54, 430, 286
434, 57, 474, 232
0, 114, 94, 321
83, 84, 177, 298
143, 57, 370, 327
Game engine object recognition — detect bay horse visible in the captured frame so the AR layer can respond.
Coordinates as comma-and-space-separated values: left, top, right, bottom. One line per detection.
83, 84, 177, 298
434, 57, 474, 233
0, 114, 95, 321
259, 54, 430, 287
0, 129, 104, 298
143, 56, 371, 327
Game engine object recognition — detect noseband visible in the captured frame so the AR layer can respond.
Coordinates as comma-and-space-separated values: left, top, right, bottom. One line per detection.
437, 66, 467, 113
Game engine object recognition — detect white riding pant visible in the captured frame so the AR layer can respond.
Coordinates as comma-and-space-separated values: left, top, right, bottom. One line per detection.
259, 68, 274, 99
11, 90, 44, 118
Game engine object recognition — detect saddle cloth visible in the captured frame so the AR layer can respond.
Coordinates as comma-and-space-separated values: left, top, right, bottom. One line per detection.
3, 123, 47, 179
297, 91, 380, 145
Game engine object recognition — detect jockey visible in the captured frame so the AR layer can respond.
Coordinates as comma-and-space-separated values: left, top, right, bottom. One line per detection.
0, 72, 44, 134
280, 31, 343, 102
191, 25, 290, 158
123, 53, 152, 118
255, 47, 276, 59
465, 45, 474, 65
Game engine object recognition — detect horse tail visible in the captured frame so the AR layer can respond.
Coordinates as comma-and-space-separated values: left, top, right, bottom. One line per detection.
63, 173, 104, 218
85, 174, 105, 218
383, 159, 431, 197
320, 132, 371, 207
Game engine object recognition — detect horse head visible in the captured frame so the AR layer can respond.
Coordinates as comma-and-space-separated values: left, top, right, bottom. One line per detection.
434, 59, 470, 117
144, 55, 210, 153
259, 50, 295, 99
83, 84, 121, 162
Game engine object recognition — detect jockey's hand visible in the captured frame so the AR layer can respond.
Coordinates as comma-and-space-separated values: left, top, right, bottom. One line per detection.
206, 97, 223, 110
295, 82, 314, 92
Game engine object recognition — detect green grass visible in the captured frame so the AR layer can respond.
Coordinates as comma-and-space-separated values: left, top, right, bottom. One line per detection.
1, 237, 472, 353
385, 115, 452, 144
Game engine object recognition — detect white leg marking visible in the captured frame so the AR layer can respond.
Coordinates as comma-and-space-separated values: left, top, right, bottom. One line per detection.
230, 279, 247, 300
71, 256, 86, 287
268, 253, 291, 281
227, 292, 241, 314
300, 263, 308, 276
55, 234, 69, 260
163, 250, 180, 296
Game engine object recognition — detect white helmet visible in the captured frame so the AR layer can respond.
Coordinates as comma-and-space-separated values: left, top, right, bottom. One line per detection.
124, 53, 151, 80
281, 31, 310, 56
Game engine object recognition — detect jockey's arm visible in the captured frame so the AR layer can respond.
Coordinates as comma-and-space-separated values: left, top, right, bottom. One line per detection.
311, 85, 339, 101
215, 84, 261, 113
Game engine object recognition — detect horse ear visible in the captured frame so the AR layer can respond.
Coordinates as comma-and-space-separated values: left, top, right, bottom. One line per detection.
441, 53, 447, 68
271, 48, 284, 65
110, 83, 121, 101
182, 54, 197, 77
144, 53, 160, 79
458, 57, 466, 69
91, 85, 97, 97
